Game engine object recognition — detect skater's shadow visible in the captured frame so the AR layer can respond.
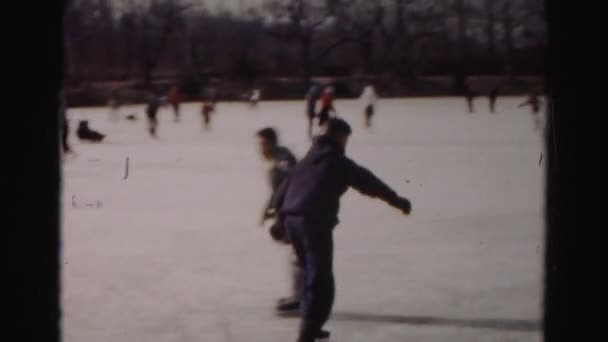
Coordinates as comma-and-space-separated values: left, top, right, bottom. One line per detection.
332, 312, 540, 332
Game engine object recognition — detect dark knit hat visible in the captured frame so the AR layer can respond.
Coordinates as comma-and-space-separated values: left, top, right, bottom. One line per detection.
326, 117, 352, 136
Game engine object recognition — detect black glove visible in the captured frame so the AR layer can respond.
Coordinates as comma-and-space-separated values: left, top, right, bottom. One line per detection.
269, 220, 289, 244
391, 196, 412, 215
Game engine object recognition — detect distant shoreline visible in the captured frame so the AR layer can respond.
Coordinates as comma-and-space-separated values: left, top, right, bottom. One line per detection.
63, 75, 544, 108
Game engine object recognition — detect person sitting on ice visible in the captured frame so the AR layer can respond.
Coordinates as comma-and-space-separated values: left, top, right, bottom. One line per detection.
76, 120, 105, 142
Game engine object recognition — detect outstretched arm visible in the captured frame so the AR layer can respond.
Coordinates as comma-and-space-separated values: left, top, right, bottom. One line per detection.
344, 158, 411, 214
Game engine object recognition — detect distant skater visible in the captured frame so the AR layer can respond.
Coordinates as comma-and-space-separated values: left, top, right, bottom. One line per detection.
305, 83, 322, 138
249, 88, 261, 108
201, 99, 215, 131
489, 87, 499, 113
146, 93, 161, 138
108, 88, 121, 121
519, 91, 544, 131
59, 95, 72, 154
317, 86, 336, 127
360, 84, 378, 128
465, 87, 477, 113
167, 85, 183, 123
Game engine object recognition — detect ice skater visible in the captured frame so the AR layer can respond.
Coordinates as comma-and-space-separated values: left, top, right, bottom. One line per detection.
519, 91, 543, 131
167, 85, 183, 123
270, 117, 412, 342
317, 86, 336, 127
249, 88, 261, 108
201, 99, 215, 131
465, 87, 478, 113
360, 83, 378, 128
256, 127, 303, 316
145, 92, 161, 138
59, 95, 72, 154
305, 83, 322, 139
77, 120, 105, 142
489, 87, 499, 113
108, 88, 121, 122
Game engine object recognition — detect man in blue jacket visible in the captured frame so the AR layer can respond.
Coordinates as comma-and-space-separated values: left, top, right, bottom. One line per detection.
271, 118, 412, 342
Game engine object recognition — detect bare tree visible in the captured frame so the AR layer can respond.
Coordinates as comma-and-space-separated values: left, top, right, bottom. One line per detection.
483, 0, 497, 57
500, 0, 515, 77
63, 0, 114, 84
263, 0, 355, 82
135, 0, 192, 87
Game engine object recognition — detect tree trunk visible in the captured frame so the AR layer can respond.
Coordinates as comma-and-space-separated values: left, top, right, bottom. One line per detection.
502, 0, 514, 78
484, 0, 496, 57
359, 32, 374, 75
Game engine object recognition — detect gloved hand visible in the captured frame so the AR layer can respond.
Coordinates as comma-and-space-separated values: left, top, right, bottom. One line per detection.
392, 196, 412, 215
269, 220, 289, 244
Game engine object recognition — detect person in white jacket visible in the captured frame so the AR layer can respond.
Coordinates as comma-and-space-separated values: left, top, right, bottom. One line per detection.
360, 84, 378, 128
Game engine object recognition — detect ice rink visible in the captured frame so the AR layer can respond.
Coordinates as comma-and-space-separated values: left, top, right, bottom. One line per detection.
61, 97, 545, 342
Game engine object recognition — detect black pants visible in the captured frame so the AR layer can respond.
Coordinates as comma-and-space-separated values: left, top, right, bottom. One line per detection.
285, 216, 335, 342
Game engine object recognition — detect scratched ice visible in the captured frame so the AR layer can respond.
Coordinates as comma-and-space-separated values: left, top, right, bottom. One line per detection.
62, 97, 545, 342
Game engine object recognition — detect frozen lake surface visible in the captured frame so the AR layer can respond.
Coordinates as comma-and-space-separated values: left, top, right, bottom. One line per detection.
62, 97, 545, 342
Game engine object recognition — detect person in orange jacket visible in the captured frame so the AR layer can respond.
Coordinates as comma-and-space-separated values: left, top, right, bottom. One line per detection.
167, 85, 183, 123
317, 86, 336, 127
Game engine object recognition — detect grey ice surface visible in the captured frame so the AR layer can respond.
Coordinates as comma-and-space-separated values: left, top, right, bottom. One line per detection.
62, 97, 544, 342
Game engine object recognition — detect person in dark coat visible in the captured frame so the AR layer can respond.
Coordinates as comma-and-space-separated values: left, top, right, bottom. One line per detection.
146, 93, 161, 137
489, 87, 499, 113
59, 95, 71, 153
256, 127, 303, 315
270, 118, 412, 342
465, 87, 477, 113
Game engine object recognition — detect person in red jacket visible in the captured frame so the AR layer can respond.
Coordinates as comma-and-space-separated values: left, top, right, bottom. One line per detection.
317, 86, 335, 127
167, 85, 183, 123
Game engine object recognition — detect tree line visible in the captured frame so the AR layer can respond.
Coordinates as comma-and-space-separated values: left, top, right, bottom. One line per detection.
63, 0, 546, 89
